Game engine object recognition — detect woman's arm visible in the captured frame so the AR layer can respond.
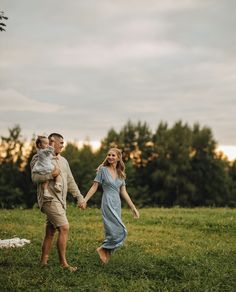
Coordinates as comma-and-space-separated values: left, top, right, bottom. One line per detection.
120, 185, 140, 218
84, 182, 99, 204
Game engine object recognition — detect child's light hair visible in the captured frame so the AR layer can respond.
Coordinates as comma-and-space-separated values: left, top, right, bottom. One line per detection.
35, 135, 47, 149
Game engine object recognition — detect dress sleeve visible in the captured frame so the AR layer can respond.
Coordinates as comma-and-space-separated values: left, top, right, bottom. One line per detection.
94, 167, 104, 184
121, 179, 126, 186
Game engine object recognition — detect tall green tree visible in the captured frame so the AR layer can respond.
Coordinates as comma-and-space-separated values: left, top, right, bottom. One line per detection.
119, 120, 153, 165
189, 124, 230, 206
0, 11, 8, 32
226, 160, 236, 207
100, 128, 120, 153
1, 121, 235, 208
0, 125, 25, 208
21, 139, 37, 208
149, 121, 195, 206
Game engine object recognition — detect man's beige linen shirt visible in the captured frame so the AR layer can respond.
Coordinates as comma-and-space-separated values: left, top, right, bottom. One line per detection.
31, 154, 84, 209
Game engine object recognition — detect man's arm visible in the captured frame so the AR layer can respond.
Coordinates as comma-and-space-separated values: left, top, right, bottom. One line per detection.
31, 172, 54, 184
66, 161, 84, 204
30, 154, 59, 184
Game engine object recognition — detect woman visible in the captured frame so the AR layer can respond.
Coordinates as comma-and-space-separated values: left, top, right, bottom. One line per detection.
83, 148, 140, 264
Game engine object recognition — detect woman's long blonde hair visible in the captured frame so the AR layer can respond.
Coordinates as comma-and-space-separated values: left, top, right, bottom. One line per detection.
101, 148, 126, 179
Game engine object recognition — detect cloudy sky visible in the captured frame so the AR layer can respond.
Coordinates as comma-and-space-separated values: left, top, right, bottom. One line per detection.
1, 0, 235, 147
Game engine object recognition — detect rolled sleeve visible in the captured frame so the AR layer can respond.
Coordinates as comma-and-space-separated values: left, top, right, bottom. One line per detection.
66, 161, 84, 203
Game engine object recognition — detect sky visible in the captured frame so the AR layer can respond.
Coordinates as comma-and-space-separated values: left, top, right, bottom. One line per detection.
1, 0, 236, 154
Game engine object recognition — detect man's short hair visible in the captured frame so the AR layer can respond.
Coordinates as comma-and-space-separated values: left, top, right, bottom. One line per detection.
48, 133, 64, 140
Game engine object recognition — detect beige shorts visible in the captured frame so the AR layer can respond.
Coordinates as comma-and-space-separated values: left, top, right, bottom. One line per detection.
41, 201, 68, 228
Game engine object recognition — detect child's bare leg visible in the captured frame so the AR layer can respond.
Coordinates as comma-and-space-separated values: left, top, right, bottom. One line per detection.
42, 181, 49, 190
55, 175, 61, 185
43, 181, 52, 199
54, 175, 62, 192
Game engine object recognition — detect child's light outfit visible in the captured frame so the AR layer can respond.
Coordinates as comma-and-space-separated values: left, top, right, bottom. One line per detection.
32, 146, 55, 174
32, 146, 62, 197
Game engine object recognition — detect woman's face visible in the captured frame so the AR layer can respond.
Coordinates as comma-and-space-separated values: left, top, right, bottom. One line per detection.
107, 150, 119, 164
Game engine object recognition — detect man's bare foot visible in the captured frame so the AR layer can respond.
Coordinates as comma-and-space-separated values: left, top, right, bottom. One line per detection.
40, 255, 49, 266
96, 247, 108, 264
61, 265, 78, 272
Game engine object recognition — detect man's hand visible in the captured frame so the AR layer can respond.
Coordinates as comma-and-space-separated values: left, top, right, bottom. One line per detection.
52, 166, 60, 178
78, 201, 87, 210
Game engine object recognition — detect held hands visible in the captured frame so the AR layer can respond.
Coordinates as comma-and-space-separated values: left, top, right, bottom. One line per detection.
77, 200, 87, 210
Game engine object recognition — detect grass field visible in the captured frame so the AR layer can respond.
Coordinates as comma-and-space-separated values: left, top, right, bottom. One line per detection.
0, 207, 235, 292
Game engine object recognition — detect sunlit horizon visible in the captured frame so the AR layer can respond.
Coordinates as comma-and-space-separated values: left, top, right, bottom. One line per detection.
76, 140, 101, 151
82, 141, 236, 162
21, 140, 236, 161
216, 145, 236, 161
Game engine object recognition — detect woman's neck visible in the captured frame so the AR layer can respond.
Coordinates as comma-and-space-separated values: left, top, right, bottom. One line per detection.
109, 163, 117, 170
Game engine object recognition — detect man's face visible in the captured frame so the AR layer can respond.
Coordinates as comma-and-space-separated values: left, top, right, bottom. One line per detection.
53, 137, 64, 154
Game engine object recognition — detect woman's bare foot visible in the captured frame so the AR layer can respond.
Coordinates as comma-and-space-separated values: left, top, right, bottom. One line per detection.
96, 247, 108, 264
105, 249, 111, 263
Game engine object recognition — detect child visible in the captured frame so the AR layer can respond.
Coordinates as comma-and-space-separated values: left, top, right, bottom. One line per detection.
32, 135, 62, 199
83, 147, 140, 264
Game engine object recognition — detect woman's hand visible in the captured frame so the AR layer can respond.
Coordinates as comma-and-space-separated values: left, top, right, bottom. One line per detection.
132, 207, 140, 219
78, 201, 87, 210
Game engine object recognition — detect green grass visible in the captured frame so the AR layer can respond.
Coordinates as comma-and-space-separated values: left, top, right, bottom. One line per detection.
0, 207, 235, 291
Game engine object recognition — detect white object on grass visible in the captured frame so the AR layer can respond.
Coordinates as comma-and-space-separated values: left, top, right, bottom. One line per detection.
0, 237, 31, 248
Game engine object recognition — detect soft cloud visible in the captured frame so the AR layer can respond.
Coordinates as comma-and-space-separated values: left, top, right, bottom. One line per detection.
0, 0, 235, 145
0, 89, 64, 112
1, 40, 183, 69
48, 41, 182, 68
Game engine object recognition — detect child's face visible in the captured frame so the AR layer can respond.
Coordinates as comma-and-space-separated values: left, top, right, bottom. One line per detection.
40, 138, 49, 149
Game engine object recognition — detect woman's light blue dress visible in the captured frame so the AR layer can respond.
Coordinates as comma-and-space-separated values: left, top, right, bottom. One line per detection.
94, 166, 127, 252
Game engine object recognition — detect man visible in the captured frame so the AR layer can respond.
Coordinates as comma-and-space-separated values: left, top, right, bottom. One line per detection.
31, 133, 85, 272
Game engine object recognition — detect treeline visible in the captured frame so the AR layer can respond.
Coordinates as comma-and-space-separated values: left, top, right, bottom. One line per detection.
0, 122, 236, 209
